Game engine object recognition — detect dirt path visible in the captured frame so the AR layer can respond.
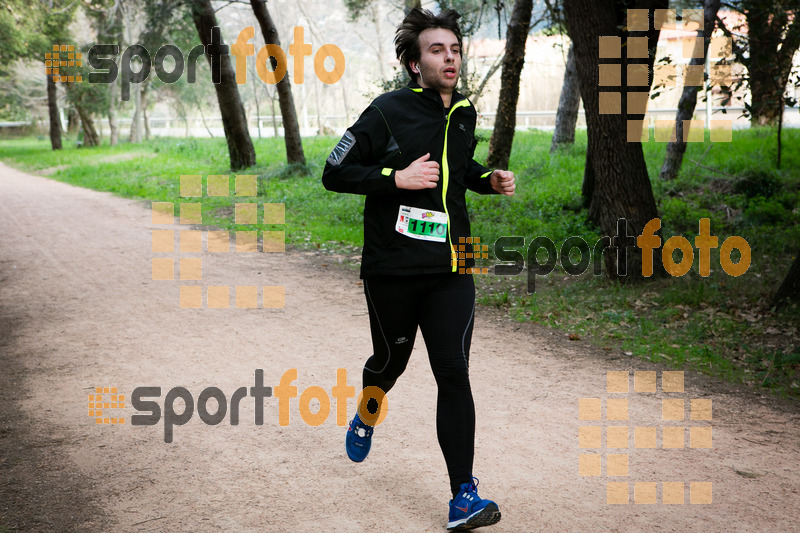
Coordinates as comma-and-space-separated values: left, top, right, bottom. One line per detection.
0, 161, 798, 532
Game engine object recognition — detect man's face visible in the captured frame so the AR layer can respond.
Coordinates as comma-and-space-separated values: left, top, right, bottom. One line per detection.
413, 27, 461, 95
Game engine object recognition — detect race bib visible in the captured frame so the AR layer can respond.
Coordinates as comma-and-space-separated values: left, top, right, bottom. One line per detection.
395, 205, 448, 243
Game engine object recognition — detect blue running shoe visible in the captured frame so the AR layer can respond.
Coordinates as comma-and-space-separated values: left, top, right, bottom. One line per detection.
345, 412, 373, 462
447, 477, 501, 530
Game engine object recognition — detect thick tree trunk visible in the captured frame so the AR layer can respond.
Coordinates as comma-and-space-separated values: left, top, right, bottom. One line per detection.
659, 0, 720, 180
773, 252, 800, 309
486, 0, 533, 170
190, 0, 256, 170
250, 0, 305, 165
550, 43, 581, 152
75, 104, 100, 147
46, 74, 62, 150
564, 0, 667, 281
744, 2, 800, 127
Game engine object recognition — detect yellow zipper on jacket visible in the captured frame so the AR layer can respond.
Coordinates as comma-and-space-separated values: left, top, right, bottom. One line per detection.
442, 99, 471, 272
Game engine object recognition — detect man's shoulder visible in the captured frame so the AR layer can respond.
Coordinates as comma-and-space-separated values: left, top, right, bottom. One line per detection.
371, 87, 416, 109
454, 92, 477, 112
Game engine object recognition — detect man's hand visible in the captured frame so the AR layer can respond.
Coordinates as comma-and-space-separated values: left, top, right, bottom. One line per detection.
490, 169, 515, 196
395, 153, 440, 190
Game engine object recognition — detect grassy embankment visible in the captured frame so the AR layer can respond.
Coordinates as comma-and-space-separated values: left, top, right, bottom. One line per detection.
1, 128, 798, 397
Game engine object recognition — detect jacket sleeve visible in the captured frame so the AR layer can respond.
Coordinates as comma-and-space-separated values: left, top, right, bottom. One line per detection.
464, 136, 498, 195
322, 105, 399, 195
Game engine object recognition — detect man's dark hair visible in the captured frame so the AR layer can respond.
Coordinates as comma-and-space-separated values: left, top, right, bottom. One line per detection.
394, 8, 463, 81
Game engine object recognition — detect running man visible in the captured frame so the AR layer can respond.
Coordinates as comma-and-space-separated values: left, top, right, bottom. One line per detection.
322, 8, 515, 530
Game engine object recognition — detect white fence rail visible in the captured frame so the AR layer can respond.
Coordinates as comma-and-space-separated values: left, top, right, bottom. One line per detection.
5, 107, 799, 138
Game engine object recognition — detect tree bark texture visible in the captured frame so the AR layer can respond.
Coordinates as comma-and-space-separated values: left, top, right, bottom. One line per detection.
550, 43, 581, 152
774, 251, 800, 309
564, 0, 667, 281
190, 0, 256, 170
67, 108, 79, 134
486, 0, 533, 170
743, 0, 800, 126
659, 0, 720, 180
250, 0, 306, 165
107, 3, 124, 146
46, 73, 62, 150
76, 103, 100, 147
129, 83, 143, 143
108, 78, 120, 146
142, 83, 152, 141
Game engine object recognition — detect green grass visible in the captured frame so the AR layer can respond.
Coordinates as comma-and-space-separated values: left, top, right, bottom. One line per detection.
1, 128, 798, 398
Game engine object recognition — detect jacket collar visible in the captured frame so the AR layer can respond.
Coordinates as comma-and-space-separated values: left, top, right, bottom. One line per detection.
407, 80, 467, 109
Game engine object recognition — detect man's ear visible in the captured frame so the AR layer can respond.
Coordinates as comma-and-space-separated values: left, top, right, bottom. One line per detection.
411, 62, 419, 73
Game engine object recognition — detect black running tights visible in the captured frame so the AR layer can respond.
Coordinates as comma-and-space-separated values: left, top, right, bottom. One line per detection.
361, 273, 475, 498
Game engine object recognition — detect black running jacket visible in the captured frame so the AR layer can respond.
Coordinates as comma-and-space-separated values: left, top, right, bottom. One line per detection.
322, 81, 497, 278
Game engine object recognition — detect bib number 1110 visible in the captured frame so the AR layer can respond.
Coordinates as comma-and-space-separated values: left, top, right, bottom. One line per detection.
408, 219, 446, 238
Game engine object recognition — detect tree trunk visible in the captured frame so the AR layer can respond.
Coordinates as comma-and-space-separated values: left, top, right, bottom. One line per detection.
250, 0, 305, 165
107, 3, 123, 147
142, 83, 151, 141
190, 0, 256, 170
486, 0, 533, 170
550, 43, 581, 152
129, 83, 142, 143
773, 252, 800, 309
659, 0, 720, 180
253, 75, 262, 139
743, 1, 800, 127
270, 98, 279, 137
108, 80, 120, 146
46, 73, 62, 150
370, 3, 388, 80
315, 84, 323, 134
341, 82, 350, 126
564, 0, 667, 281
199, 105, 214, 138
75, 104, 100, 147
67, 108, 80, 134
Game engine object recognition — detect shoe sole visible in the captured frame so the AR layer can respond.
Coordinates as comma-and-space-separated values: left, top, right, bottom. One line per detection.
447, 503, 501, 530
